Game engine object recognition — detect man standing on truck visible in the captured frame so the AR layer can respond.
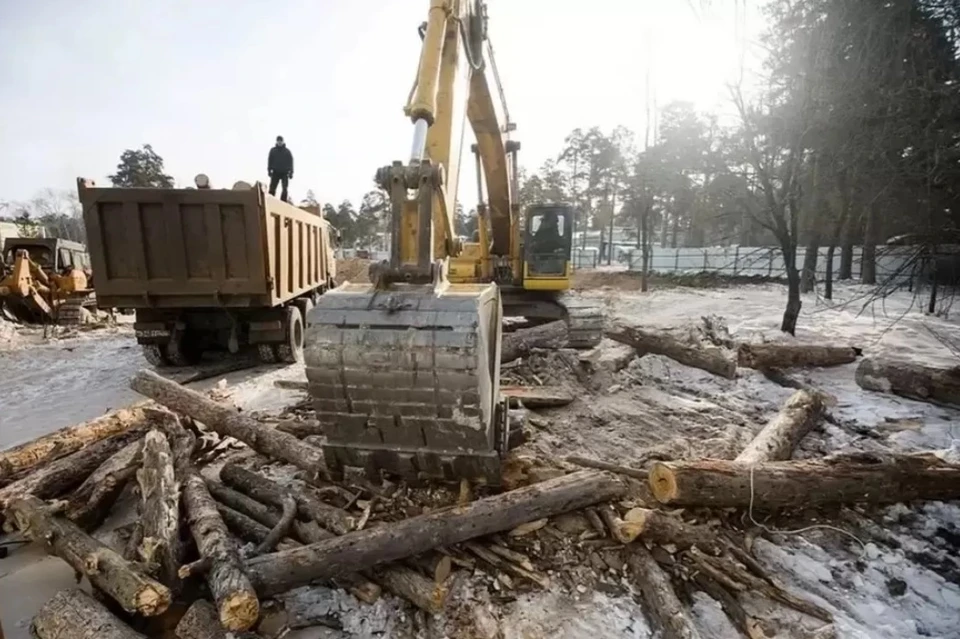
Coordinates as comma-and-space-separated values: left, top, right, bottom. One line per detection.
267, 135, 294, 202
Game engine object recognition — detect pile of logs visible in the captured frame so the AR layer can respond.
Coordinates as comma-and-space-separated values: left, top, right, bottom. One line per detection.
3, 359, 960, 639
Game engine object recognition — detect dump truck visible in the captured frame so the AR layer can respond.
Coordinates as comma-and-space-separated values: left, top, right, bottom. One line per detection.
77, 178, 337, 366
0, 236, 95, 325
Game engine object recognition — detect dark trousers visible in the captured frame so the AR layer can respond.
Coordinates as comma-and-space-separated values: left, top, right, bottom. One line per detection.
269, 173, 290, 202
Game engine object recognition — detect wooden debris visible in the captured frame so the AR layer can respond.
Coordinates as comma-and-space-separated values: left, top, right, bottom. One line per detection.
220, 463, 354, 535
501, 385, 575, 408
275, 418, 323, 438
31, 588, 146, 639
649, 453, 960, 509
0, 407, 141, 487
63, 438, 143, 530
216, 503, 298, 551
508, 518, 548, 537
628, 545, 703, 639
7, 495, 171, 617
130, 369, 326, 478
735, 390, 824, 464
206, 481, 324, 546
465, 542, 550, 589
136, 429, 182, 587
597, 503, 630, 543
616, 508, 724, 555
174, 600, 226, 639
254, 492, 296, 555
245, 470, 628, 595
855, 356, 960, 407
372, 565, 450, 615
605, 320, 737, 379
738, 343, 860, 370
689, 571, 767, 639
181, 471, 260, 631
501, 320, 568, 363
566, 455, 648, 480
274, 379, 309, 392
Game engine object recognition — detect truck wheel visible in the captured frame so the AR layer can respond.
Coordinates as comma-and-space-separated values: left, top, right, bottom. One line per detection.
257, 344, 278, 364
142, 344, 169, 368
166, 332, 202, 367
277, 305, 305, 364
294, 298, 315, 325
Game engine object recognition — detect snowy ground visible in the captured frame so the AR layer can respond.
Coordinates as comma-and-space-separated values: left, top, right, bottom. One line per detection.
1, 277, 959, 638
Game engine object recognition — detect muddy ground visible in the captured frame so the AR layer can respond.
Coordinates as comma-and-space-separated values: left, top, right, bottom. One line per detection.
1, 271, 959, 638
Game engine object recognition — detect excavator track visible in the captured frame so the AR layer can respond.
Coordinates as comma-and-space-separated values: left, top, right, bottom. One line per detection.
559, 294, 604, 349
304, 282, 507, 485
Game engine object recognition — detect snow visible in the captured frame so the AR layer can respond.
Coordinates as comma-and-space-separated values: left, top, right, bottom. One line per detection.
2, 276, 960, 638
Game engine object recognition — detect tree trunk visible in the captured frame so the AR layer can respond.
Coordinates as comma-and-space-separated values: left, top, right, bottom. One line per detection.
839, 241, 854, 280
627, 545, 703, 639
605, 320, 737, 378
824, 245, 836, 300
0, 407, 141, 487
855, 357, 960, 407
31, 589, 145, 639
0, 428, 146, 527
7, 495, 171, 616
244, 470, 627, 596
781, 261, 802, 336
800, 235, 820, 294
735, 390, 824, 464
63, 439, 143, 530
737, 343, 860, 370
136, 430, 182, 588
220, 463, 354, 535
861, 200, 880, 285
174, 600, 225, 639
648, 453, 960, 509
181, 472, 260, 631
500, 320, 568, 363
130, 369, 325, 478
641, 203, 651, 292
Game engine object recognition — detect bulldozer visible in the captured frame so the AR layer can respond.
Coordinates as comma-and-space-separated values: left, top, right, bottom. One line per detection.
305, 0, 602, 485
0, 237, 95, 325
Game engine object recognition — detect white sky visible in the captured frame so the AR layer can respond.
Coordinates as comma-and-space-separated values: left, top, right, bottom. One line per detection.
0, 0, 763, 210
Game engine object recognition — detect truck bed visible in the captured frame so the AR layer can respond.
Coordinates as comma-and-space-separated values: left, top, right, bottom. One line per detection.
79, 180, 334, 309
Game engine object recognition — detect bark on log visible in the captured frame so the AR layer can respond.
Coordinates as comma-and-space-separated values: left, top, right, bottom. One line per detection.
215, 503, 298, 551
275, 419, 323, 439
181, 472, 260, 631
244, 470, 627, 595
738, 343, 860, 370
649, 453, 960, 509
0, 428, 146, 524
736, 390, 824, 464
174, 600, 225, 639
627, 545, 703, 639
130, 369, 326, 477
0, 408, 142, 487
616, 508, 725, 555
605, 320, 736, 379
7, 495, 171, 616
31, 589, 146, 639
220, 463, 353, 535
501, 320, 568, 363
372, 565, 450, 615
206, 481, 321, 545
136, 429, 181, 587
63, 439, 143, 530
566, 455, 648, 480
501, 385, 575, 408
855, 357, 960, 407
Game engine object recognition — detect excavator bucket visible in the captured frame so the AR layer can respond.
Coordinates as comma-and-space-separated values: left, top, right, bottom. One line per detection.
304, 281, 507, 485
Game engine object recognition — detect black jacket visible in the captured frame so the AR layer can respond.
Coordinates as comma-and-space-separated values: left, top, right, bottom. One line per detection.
268, 145, 294, 175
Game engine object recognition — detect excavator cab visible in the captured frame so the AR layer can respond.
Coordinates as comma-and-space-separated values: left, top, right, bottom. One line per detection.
522, 204, 574, 289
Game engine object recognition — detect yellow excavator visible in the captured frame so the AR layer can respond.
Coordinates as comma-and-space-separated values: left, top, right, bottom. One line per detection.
306, 0, 602, 484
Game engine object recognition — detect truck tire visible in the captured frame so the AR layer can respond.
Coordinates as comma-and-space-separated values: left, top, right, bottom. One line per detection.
142, 344, 169, 368
257, 344, 278, 364
277, 305, 305, 364
294, 298, 315, 325
166, 331, 203, 367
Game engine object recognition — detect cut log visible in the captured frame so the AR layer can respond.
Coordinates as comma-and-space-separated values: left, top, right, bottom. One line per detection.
855, 357, 960, 407
136, 429, 181, 587
736, 390, 824, 464
31, 589, 145, 639
566, 455, 648, 480
373, 565, 450, 615
275, 419, 323, 439
0, 428, 146, 525
649, 453, 960, 509
181, 472, 260, 631
174, 600, 225, 639
738, 343, 860, 370
0, 407, 142, 487
130, 369, 326, 477
63, 439, 143, 530
206, 481, 321, 545
627, 545, 703, 639
605, 320, 737, 379
244, 470, 627, 595
216, 503, 298, 551
274, 379, 309, 391
220, 463, 354, 535
501, 385, 575, 408
501, 320, 568, 363
7, 495, 171, 616
616, 508, 725, 555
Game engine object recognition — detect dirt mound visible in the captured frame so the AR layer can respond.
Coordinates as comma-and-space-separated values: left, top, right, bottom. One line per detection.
335, 258, 372, 285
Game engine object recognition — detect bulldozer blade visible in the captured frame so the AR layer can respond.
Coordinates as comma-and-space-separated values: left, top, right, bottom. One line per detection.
304, 282, 506, 484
